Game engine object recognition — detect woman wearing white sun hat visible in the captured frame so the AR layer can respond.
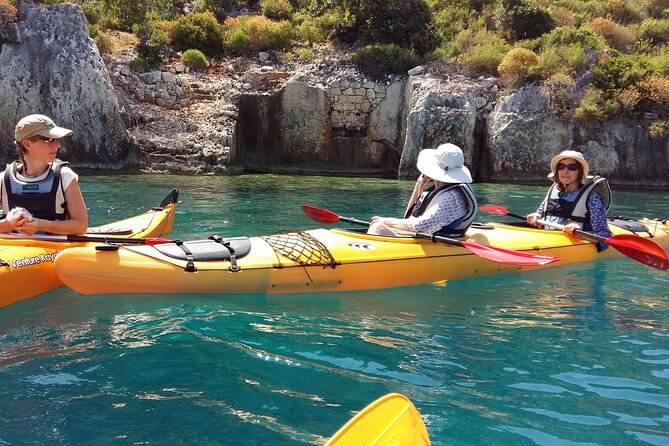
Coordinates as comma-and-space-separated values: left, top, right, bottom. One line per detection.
526, 150, 612, 251
368, 143, 478, 237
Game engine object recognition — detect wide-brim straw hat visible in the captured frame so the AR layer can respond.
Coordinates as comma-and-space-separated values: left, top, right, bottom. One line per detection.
548, 150, 589, 180
416, 143, 473, 184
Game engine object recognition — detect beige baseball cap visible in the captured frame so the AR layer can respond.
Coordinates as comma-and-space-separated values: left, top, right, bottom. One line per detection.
14, 114, 73, 143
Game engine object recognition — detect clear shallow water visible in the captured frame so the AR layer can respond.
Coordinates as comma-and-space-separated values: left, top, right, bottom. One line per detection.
1, 175, 668, 445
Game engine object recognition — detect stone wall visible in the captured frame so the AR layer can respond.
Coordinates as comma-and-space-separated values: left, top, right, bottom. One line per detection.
233, 71, 407, 176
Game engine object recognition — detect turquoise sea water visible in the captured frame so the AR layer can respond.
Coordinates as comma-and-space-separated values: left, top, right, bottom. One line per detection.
1, 174, 669, 445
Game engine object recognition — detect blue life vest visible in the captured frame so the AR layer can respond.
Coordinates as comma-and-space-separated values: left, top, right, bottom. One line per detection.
1, 160, 68, 220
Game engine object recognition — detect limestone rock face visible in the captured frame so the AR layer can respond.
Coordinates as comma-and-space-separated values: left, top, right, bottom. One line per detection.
0, 3, 137, 169
399, 77, 479, 179
486, 87, 574, 183
487, 86, 669, 187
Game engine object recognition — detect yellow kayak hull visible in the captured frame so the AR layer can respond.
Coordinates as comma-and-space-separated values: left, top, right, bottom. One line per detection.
0, 189, 178, 308
53, 218, 669, 295
325, 393, 430, 446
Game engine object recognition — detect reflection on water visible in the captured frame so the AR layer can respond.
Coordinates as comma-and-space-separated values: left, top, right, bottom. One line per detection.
0, 176, 668, 445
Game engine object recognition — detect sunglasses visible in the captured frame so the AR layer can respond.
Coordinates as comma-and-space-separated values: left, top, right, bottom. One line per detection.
31, 135, 57, 143
556, 163, 580, 171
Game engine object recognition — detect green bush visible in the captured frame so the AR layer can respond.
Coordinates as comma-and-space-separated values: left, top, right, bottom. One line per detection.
541, 26, 603, 51
536, 43, 588, 76
335, 0, 437, 55
0, 0, 17, 43
638, 18, 669, 47
296, 18, 326, 46
456, 30, 511, 74
498, 47, 540, 86
298, 48, 314, 61
497, 0, 556, 41
223, 15, 293, 55
181, 48, 210, 70
432, 4, 470, 42
198, 0, 246, 22
128, 56, 152, 73
138, 28, 171, 66
261, 0, 292, 20
574, 87, 606, 121
349, 44, 420, 80
172, 11, 225, 56
592, 51, 658, 95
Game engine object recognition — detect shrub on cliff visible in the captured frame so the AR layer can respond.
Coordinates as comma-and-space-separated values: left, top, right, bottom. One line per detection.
349, 44, 419, 80
498, 48, 540, 87
199, 0, 246, 22
536, 43, 587, 77
589, 17, 635, 51
0, 0, 17, 44
138, 28, 171, 66
335, 0, 437, 55
638, 18, 669, 47
455, 29, 511, 75
172, 11, 225, 56
223, 15, 292, 55
181, 49, 209, 70
261, 0, 292, 20
497, 0, 556, 42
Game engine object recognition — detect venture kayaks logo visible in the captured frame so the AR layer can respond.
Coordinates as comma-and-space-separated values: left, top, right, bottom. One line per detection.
5, 252, 60, 268
346, 242, 376, 250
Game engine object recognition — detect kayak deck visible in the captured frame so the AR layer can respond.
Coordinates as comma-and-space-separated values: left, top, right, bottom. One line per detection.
54, 217, 669, 296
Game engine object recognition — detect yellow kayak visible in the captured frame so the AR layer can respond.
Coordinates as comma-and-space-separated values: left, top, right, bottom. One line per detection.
53, 216, 669, 296
325, 393, 430, 446
0, 189, 178, 308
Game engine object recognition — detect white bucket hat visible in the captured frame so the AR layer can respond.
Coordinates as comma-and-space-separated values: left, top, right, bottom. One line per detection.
548, 150, 589, 180
416, 143, 473, 184
15, 114, 73, 143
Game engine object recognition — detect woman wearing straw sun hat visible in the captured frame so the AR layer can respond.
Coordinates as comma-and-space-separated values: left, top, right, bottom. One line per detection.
368, 143, 478, 237
526, 150, 612, 251
0, 114, 88, 235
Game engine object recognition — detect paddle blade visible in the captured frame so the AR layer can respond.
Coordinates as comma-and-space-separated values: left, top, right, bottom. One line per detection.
301, 204, 341, 224
461, 241, 560, 266
142, 237, 174, 245
479, 205, 510, 216
607, 234, 669, 270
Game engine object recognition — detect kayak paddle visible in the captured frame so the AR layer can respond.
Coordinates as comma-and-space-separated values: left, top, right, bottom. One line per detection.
301, 204, 560, 266
325, 393, 430, 446
479, 205, 669, 270
0, 232, 173, 245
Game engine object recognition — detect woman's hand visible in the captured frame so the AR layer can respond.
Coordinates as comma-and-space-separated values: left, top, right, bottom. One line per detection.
414, 174, 430, 190
526, 213, 540, 226
562, 222, 580, 236
14, 218, 43, 236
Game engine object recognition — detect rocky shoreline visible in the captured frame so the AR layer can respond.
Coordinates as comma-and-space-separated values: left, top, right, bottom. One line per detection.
1, 3, 668, 188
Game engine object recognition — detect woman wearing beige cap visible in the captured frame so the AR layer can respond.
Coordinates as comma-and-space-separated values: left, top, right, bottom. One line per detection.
368, 143, 478, 237
526, 150, 611, 251
0, 114, 88, 235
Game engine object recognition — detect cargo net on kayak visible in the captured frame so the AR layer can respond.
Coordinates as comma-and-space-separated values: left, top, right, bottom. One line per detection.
261, 231, 337, 268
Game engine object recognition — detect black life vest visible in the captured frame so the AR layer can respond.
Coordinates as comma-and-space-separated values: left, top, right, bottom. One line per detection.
404, 183, 477, 237
1, 160, 68, 220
